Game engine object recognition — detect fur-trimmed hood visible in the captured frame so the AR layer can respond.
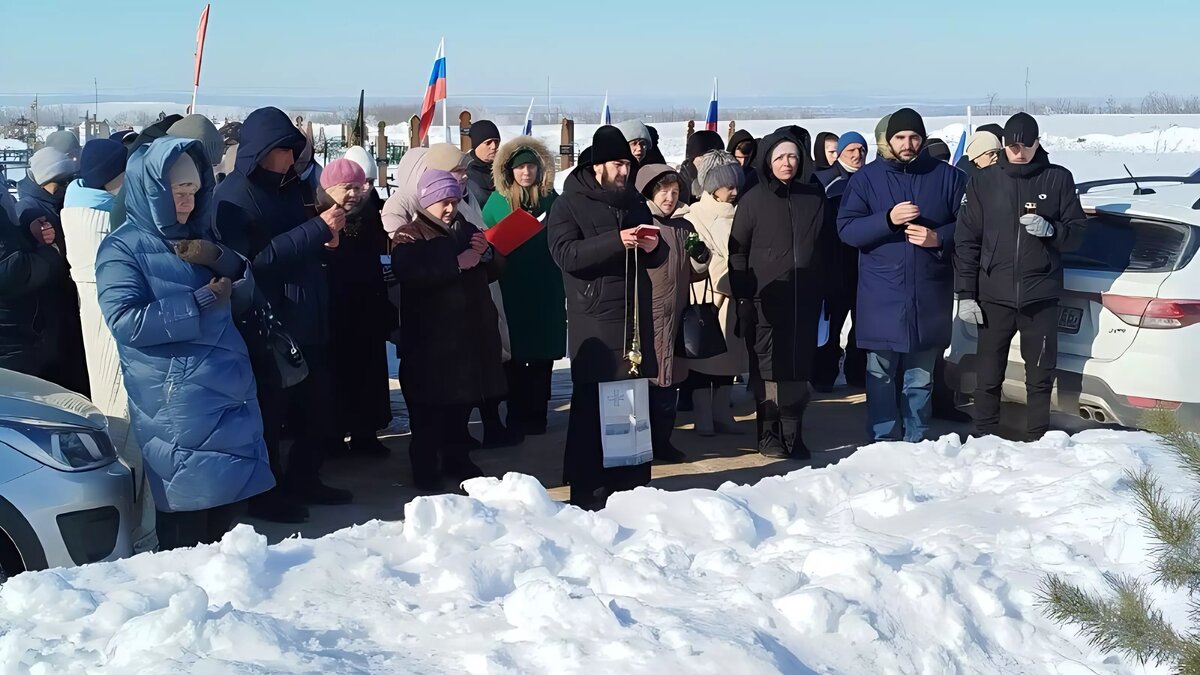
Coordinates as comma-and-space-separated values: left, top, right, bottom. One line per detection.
492, 136, 555, 207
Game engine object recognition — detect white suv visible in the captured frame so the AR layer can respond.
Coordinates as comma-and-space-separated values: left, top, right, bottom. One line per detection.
945, 176, 1200, 432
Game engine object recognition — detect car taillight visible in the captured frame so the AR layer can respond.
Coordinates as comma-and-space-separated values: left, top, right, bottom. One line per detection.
1101, 294, 1200, 329
1126, 395, 1183, 410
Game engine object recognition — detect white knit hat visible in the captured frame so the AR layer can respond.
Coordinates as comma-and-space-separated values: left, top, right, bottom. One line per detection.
344, 146, 378, 181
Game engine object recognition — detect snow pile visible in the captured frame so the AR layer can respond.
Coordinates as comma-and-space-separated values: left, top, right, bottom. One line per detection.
1, 430, 1187, 674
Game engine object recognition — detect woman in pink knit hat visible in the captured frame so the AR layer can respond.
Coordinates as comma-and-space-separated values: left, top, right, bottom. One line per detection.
390, 170, 507, 490
320, 158, 396, 458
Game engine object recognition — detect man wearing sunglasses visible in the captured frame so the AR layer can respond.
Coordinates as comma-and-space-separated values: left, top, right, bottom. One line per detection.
954, 112, 1087, 441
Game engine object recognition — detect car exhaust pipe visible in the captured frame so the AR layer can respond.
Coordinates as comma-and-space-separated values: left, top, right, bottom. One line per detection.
1092, 408, 1108, 424
1079, 407, 1093, 421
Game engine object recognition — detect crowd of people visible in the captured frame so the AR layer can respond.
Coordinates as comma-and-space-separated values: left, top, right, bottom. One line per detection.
0, 102, 1085, 538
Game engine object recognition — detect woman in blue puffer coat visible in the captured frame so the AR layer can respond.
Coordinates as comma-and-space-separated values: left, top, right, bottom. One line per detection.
97, 136, 274, 550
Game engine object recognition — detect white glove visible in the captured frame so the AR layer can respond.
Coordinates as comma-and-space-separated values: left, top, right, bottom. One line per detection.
1020, 214, 1055, 238
958, 298, 985, 325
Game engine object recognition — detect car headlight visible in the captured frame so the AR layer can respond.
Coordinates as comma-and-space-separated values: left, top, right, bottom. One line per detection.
0, 419, 117, 472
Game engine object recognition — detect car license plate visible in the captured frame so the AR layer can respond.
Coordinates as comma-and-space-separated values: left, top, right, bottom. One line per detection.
1058, 306, 1083, 334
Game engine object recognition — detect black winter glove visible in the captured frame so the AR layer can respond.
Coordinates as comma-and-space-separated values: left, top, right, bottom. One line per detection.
734, 299, 756, 338
685, 233, 711, 264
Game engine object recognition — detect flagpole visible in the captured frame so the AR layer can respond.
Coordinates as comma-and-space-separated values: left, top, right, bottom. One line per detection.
439, 37, 447, 143
190, 4, 210, 115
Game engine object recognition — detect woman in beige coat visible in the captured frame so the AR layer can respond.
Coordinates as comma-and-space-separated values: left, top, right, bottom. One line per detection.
682, 150, 747, 435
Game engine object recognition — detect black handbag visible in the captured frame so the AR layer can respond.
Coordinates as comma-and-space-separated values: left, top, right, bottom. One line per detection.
242, 291, 309, 389
677, 278, 727, 360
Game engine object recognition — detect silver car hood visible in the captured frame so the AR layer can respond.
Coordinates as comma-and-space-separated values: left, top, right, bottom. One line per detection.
0, 369, 107, 431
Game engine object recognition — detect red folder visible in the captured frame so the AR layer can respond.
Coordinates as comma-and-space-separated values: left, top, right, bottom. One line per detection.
484, 209, 544, 256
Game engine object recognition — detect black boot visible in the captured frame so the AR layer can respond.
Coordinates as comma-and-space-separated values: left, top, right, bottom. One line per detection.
756, 399, 788, 459
482, 424, 524, 449
247, 490, 309, 523
348, 433, 390, 457
780, 411, 811, 460
780, 383, 812, 460
289, 480, 354, 506
409, 440, 442, 491
441, 450, 485, 485
650, 386, 685, 463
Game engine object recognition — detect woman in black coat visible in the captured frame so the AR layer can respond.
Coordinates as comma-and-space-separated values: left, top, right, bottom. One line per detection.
324, 165, 395, 457
729, 128, 831, 460
0, 210, 67, 376
391, 170, 506, 489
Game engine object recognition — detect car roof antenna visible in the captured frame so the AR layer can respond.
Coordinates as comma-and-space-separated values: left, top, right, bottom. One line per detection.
1124, 164, 1154, 196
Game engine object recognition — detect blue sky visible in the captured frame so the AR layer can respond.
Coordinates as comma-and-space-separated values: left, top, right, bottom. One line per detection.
0, 0, 1194, 103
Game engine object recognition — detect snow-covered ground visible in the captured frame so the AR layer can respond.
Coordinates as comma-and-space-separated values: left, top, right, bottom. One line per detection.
0, 430, 1189, 674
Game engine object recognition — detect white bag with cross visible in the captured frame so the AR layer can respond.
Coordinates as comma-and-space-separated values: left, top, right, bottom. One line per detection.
598, 378, 653, 468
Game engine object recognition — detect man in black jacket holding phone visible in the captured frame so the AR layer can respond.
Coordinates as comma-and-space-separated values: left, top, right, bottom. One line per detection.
955, 112, 1087, 440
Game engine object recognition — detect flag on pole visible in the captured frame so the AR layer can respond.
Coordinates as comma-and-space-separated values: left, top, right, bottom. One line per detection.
705, 78, 718, 132
522, 97, 535, 136
950, 105, 972, 166
193, 4, 210, 88
602, 91, 611, 125
417, 39, 447, 143
353, 89, 366, 146
951, 128, 967, 166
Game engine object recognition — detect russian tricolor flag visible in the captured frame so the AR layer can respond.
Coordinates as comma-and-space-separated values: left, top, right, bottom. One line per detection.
417, 38, 447, 143
705, 78, 718, 132
522, 97, 535, 136
602, 91, 611, 125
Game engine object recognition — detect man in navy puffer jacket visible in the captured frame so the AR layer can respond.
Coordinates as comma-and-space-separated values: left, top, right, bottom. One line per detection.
838, 109, 965, 443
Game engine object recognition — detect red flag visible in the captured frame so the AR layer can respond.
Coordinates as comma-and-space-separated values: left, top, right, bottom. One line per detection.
193, 4, 210, 88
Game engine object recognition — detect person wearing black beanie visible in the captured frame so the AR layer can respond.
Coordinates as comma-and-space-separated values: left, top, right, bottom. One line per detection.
545, 123, 666, 510
925, 137, 951, 163
468, 119, 500, 149
886, 108, 927, 143
976, 123, 1005, 141
837, 105, 965, 444
465, 119, 501, 206
955, 111, 1086, 441
588, 124, 636, 166
680, 130, 724, 203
